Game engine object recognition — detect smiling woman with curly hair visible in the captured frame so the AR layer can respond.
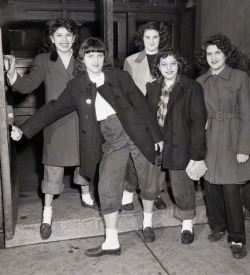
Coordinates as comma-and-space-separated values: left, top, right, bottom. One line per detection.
196, 33, 250, 259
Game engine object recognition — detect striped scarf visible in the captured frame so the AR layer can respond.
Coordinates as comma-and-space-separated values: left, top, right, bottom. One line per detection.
157, 81, 174, 127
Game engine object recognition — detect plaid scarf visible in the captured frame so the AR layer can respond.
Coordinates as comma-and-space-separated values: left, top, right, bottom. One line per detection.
157, 80, 175, 127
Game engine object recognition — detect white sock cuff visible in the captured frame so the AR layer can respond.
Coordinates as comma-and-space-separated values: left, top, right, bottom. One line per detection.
181, 219, 193, 233
122, 190, 134, 205
143, 212, 153, 229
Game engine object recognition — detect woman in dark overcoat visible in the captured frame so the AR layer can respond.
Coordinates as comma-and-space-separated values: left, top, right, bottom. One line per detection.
10, 37, 163, 256
196, 34, 250, 259
147, 49, 207, 244
4, 18, 98, 241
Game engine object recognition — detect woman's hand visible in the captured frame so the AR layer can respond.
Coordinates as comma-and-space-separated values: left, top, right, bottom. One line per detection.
154, 141, 164, 152
4, 55, 16, 79
237, 154, 249, 163
11, 126, 23, 141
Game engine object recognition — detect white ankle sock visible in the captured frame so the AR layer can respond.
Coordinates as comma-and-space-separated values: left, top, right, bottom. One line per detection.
122, 190, 134, 205
82, 193, 94, 205
102, 229, 120, 250
143, 212, 153, 229
181, 219, 193, 233
42, 206, 52, 225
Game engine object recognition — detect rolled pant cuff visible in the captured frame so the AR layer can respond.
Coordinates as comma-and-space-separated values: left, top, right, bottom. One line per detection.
73, 174, 89, 186
173, 206, 195, 221
228, 236, 246, 245
41, 179, 65, 195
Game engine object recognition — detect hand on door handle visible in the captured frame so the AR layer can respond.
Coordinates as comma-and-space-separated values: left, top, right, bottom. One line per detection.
11, 125, 23, 141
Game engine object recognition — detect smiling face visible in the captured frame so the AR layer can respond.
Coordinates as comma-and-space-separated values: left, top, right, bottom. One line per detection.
83, 52, 104, 76
50, 27, 75, 54
206, 44, 227, 74
143, 29, 160, 54
158, 55, 178, 81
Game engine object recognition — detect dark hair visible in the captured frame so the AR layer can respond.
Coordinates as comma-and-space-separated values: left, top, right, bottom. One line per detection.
40, 17, 79, 61
135, 22, 172, 51
196, 34, 239, 70
73, 37, 112, 77
152, 48, 189, 78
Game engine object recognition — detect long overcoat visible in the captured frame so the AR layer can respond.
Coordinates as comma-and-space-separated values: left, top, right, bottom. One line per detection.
12, 53, 80, 166
123, 50, 155, 95
147, 74, 207, 170
20, 69, 163, 180
197, 65, 250, 184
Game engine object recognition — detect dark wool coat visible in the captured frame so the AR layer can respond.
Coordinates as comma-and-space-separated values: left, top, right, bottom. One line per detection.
20, 69, 163, 180
147, 74, 207, 170
11, 53, 80, 166
197, 65, 250, 184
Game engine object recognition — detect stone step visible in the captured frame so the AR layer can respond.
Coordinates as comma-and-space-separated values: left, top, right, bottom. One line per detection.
5, 189, 207, 248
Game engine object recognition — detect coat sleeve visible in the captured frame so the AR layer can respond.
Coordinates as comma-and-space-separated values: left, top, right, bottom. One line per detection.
20, 81, 76, 139
189, 82, 207, 160
124, 71, 162, 143
237, 72, 250, 155
11, 54, 45, 94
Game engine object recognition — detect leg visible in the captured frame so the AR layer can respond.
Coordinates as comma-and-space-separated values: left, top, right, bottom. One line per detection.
222, 184, 246, 259
154, 170, 167, 210
41, 165, 65, 240
242, 181, 250, 219
86, 115, 129, 256
74, 167, 99, 209
129, 141, 158, 243
204, 180, 226, 242
122, 156, 137, 210
169, 170, 195, 244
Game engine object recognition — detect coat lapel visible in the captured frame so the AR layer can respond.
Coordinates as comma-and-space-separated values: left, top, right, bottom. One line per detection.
135, 51, 153, 81
51, 56, 72, 80
166, 82, 183, 112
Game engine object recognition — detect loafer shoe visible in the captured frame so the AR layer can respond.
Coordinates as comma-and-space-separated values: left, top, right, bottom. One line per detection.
208, 230, 225, 242
85, 245, 121, 257
122, 202, 134, 211
142, 227, 155, 243
181, 230, 194, 244
230, 243, 247, 259
154, 197, 167, 210
81, 200, 100, 210
40, 223, 52, 240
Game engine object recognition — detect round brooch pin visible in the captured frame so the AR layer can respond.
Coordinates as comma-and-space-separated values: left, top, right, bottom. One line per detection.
86, 99, 92, 104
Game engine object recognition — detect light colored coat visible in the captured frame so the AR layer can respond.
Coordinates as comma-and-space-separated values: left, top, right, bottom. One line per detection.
12, 53, 80, 166
123, 50, 155, 95
197, 65, 250, 184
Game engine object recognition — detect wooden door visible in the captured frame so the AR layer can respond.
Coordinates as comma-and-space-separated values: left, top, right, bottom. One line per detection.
0, 28, 19, 241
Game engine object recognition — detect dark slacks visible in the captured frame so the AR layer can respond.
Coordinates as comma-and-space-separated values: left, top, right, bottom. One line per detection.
98, 114, 158, 215
204, 181, 246, 244
242, 181, 250, 209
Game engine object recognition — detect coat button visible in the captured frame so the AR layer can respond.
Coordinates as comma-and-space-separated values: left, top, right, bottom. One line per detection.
145, 127, 149, 132
173, 116, 178, 120
82, 130, 87, 134
173, 143, 178, 148
115, 95, 120, 100
84, 115, 89, 120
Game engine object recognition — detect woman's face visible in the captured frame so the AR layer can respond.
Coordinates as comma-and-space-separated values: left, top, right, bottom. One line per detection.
143, 29, 160, 54
158, 55, 178, 81
206, 44, 226, 74
50, 27, 75, 54
83, 52, 104, 75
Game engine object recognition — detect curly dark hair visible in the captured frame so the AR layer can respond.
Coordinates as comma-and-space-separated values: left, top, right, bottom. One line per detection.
39, 17, 79, 61
73, 37, 112, 77
196, 34, 239, 70
152, 48, 189, 78
135, 22, 172, 51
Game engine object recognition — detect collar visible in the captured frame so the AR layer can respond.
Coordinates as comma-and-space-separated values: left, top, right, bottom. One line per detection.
198, 65, 233, 83
135, 50, 147, 63
78, 70, 118, 92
